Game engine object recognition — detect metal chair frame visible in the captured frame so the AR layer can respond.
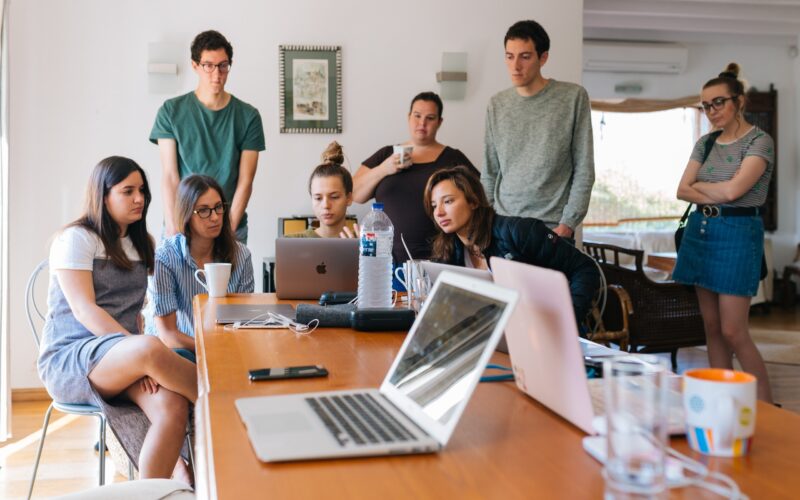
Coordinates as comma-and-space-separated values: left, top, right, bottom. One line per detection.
25, 260, 127, 499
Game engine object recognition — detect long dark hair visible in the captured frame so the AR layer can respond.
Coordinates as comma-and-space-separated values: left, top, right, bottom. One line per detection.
175, 174, 238, 267
423, 166, 495, 262
70, 156, 155, 272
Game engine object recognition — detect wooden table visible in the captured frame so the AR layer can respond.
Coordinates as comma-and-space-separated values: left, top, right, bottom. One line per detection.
192, 294, 800, 499
647, 252, 678, 275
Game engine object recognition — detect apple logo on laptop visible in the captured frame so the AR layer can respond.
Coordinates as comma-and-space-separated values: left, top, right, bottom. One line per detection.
316, 261, 327, 274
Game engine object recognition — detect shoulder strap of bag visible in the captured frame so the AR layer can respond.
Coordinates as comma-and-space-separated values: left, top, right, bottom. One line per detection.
702, 130, 723, 163
681, 130, 724, 222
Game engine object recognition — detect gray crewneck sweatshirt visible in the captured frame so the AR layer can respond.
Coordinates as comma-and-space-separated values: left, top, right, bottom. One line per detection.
482, 80, 595, 229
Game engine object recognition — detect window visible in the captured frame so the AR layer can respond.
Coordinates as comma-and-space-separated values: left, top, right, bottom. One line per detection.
585, 107, 709, 232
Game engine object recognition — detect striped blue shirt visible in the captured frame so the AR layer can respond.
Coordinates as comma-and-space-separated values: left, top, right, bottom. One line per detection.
144, 233, 254, 337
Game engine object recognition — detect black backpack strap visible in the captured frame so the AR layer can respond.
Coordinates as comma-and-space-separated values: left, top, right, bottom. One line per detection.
701, 130, 723, 164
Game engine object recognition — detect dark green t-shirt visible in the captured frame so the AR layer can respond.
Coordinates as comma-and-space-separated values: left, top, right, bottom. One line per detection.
149, 92, 266, 228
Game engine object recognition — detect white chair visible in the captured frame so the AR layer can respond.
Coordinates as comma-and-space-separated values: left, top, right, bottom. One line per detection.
26, 259, 132, 499
53, 478, 194, 499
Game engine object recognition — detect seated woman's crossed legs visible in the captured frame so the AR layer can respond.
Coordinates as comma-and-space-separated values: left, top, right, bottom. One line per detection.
88, 335, 197, 479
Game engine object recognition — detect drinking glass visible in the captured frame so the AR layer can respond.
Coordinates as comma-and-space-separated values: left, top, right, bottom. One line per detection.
409, 272, 431, 313
603, 355, 669, 499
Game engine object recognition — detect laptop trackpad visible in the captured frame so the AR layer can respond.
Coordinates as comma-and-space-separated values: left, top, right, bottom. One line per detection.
251, 412, 313, 434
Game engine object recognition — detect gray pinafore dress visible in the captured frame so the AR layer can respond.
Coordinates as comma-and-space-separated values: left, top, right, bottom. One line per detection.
37, 257, 173, 469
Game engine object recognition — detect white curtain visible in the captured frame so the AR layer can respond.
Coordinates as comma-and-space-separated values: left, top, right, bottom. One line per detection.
0, 0, 10, 442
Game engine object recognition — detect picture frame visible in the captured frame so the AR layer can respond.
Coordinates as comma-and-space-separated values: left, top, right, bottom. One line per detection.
279, 45, 342, 134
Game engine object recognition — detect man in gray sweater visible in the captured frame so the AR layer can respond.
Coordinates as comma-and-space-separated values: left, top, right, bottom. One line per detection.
483, 20, 594, 240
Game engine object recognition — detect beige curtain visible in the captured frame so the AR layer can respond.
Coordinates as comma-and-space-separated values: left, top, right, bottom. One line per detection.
591, 96, 700, 113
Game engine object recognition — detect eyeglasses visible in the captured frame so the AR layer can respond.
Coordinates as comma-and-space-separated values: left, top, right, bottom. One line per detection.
700, 95, 737, 112
193, 203, 226, 218
199, 61, 231, 74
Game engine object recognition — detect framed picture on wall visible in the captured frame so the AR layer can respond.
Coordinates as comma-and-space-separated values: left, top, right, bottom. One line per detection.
279, 45, 342, 133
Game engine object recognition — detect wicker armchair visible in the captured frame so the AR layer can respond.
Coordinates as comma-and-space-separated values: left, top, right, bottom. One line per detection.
583, 241, 707, 369
587, 284, 631, 351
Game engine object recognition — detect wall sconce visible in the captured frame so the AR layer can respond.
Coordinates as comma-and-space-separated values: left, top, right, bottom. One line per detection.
436, 52, 467, 100
148, 42, 182, 94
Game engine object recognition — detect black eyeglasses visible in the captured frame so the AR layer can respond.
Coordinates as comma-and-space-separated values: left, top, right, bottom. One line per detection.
701, 95, 737, 112
199, 61, 231, 74
193, 203, 226, 219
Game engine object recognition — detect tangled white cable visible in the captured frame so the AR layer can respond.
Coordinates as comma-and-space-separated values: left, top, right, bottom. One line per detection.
223, 311, 319, 336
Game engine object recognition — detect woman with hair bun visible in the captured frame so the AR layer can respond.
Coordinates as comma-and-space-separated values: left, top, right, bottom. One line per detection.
674, 62, 774, 402
287, 141, 357, 238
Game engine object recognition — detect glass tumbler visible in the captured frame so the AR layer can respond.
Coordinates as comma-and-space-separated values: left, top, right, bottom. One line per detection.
603, 355, 669, 499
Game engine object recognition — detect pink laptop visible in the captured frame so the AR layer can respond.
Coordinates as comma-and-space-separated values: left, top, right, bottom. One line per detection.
490, 257, 685, 435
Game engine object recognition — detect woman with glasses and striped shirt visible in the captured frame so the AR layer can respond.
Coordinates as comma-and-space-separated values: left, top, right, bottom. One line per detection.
145, 175, 254, 362
674, 63, 774, 402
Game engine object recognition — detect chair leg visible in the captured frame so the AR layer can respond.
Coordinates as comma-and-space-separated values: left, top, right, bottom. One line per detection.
96, 414, 107, 486
27, 403, 55, 500
670, 350, 678, 372
186, 430, 195, 473
128, 459, 135, 480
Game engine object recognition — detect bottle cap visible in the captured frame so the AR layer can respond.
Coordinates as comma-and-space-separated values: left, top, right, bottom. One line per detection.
372, 203, 384, 210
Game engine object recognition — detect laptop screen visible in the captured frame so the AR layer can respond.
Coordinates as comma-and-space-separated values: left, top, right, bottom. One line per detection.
386, 282, 508, 425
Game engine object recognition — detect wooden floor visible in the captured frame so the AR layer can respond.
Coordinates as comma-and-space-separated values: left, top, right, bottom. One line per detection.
1, 306, 798, 498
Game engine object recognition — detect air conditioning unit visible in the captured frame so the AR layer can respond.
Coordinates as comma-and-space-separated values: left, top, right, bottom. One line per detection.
583, 41, 688, 74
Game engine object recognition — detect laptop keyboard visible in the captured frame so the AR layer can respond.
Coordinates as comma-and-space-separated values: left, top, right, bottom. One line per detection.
587, 378, 686, 433
305, 393, 417, 447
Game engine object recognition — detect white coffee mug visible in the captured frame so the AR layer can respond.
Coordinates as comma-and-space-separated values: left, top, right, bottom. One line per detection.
393, 144, 413, 168
683, 368, 757, 457
194, 263, 232, 298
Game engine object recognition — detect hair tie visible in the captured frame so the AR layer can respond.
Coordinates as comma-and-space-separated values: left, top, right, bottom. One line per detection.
718, 71, 737, 79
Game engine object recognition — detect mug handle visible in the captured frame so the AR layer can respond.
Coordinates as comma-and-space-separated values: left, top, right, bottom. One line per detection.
194, 269, 209, 292
394, 267, 407, 288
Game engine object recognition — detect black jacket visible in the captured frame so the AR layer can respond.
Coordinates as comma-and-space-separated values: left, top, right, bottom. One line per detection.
444, 215, 600, 327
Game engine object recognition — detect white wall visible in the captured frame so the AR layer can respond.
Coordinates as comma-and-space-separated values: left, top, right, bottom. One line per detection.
8, 0, 584, 388
582, 41, 800, 268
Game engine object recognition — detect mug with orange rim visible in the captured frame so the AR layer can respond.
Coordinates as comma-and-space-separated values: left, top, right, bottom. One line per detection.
683, 368, 756, 457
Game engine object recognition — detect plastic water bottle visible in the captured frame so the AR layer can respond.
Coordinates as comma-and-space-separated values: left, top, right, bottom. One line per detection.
357, 203, 394, 308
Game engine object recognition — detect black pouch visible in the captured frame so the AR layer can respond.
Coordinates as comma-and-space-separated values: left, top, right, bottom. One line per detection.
350, 308, 416, 332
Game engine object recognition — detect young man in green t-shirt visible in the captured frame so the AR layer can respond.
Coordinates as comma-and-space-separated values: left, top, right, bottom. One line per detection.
150, 30, 265, 243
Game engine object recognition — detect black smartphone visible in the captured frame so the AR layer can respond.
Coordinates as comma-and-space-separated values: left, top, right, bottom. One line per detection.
248, 365, 328, 381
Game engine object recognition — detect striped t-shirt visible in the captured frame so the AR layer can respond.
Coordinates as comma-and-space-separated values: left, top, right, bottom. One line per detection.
144, 233, 254, 337
691, 126, 774, 207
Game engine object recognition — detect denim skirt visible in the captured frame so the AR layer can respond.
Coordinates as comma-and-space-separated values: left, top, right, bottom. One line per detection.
672, 211, 764, 297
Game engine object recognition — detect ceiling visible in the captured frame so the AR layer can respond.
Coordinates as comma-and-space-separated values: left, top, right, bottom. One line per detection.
584, 0, 800, 45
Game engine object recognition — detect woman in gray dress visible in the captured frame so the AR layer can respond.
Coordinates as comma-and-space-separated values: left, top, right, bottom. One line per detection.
37, 156, 198, 481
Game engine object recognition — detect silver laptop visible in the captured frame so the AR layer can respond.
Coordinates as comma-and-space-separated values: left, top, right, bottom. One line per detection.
490, 257, 685, 435
419, 261, 513, 353
216, 304, 296, 324
274, 238, 359, 300
235, 271, 519, 462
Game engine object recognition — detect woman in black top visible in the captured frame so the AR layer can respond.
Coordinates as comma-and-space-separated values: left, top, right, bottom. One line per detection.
423, 166, 600, 327
353, 92, 478, 265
